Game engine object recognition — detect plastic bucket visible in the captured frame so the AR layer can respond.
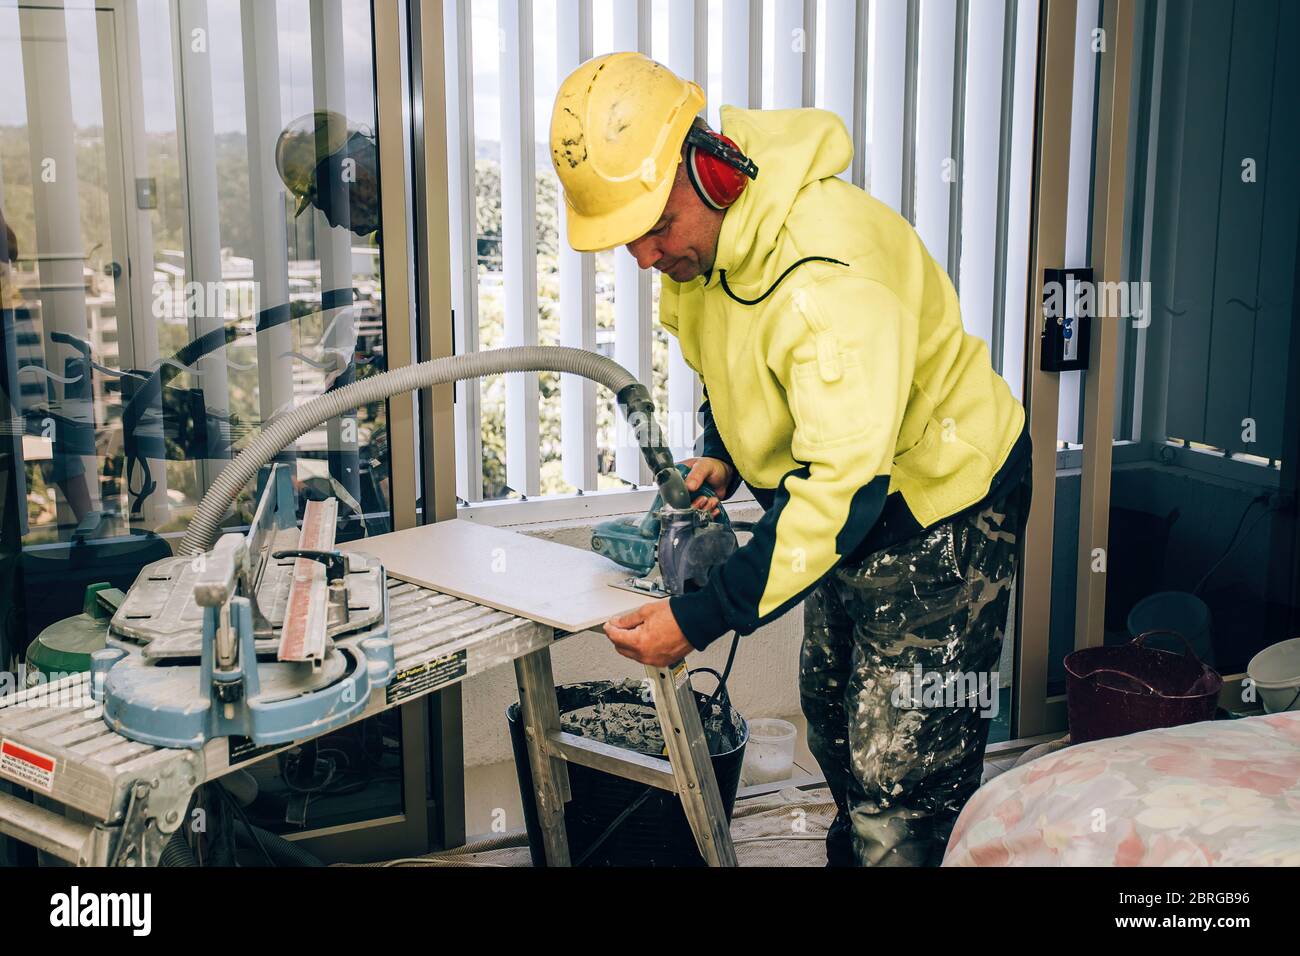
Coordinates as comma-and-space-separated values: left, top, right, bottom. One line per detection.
1126, 591, 1214, 666
1065, 629, 1222, 744
741, 718, 797, 785
507, 673, 747, 867
1247, 638, 1300, 714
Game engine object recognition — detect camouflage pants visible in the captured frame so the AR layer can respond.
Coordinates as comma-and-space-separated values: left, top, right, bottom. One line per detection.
800, 470, 1031, 866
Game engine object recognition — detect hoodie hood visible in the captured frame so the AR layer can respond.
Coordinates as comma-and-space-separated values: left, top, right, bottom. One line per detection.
709, 106, 853, 287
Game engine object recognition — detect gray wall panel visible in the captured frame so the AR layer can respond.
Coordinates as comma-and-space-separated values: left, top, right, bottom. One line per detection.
1160, 0, 1232, 443
1249, 0, 1300, 461
1204, 0, 1278, 453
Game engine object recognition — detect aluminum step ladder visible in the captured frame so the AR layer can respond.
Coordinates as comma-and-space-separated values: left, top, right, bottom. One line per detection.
513, 647, 737, 867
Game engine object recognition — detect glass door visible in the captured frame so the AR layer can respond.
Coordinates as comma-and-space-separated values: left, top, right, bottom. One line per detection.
1, 1, 146, 668
1015, 0, 1300, 737
1093, 0, 1298, 699
0, 0, 432, 862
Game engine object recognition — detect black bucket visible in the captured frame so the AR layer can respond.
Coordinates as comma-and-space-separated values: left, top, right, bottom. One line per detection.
506, 672, 748, 867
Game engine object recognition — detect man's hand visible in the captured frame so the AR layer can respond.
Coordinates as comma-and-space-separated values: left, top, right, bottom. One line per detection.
682, 456, 735, 517
604, 601, 693, 667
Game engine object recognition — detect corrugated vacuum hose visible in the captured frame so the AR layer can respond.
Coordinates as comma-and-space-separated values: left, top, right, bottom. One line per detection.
177, 346, 692, 556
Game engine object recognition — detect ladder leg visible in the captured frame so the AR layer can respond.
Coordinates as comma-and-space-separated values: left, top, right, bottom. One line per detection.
647, 662, 738, 867
514, 641, 571, 866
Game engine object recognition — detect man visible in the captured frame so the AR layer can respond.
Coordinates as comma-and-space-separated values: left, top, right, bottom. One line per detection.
551, 52, 1031, 866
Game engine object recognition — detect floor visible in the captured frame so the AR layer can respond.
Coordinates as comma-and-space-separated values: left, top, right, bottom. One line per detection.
464, 709, 1022, 839
464, 710, 823, 838
368, 785, 839, 867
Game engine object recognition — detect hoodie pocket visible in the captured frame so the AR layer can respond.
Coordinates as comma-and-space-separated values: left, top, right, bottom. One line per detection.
789, 352, 873, 448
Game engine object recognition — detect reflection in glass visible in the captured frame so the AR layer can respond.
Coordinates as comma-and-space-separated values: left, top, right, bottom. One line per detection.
0, 1, 401, 836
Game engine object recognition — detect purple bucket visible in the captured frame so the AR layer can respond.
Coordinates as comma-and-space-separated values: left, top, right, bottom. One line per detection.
1065, 629, 1222, 744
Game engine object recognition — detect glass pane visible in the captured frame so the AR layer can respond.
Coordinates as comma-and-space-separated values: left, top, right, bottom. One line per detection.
0, 0, 402, 832
1097, 0, 1298, 694
460, 1, 634, 499
240, 710, 405, 838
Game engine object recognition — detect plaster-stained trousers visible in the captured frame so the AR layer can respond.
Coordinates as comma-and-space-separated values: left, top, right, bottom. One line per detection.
800, 469, 1031, 866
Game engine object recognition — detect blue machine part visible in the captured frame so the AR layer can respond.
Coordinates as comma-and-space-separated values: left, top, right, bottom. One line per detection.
91, 596, 394, 750
94, 463, 394, 750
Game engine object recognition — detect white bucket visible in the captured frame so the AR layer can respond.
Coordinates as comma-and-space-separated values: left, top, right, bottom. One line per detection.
1247, 638, 1300, 714
741, 717, 797, 785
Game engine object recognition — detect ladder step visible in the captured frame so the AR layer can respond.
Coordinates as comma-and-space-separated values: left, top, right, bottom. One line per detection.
548, 731, 675, 792
0, 789, 93, 865
514, 643, 737, 866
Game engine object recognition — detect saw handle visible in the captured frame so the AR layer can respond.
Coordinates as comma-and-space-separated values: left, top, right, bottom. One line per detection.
273, 548, 349, 582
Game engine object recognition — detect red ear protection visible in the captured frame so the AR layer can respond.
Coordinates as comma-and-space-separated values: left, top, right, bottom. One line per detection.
684, 126, 759, 210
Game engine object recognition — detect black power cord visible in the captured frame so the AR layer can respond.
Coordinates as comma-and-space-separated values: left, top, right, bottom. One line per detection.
1192, 493, 1273, 597
704, 633, 741, 717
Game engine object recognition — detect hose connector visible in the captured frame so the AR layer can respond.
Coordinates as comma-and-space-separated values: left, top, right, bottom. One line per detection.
617, 383, 691, 510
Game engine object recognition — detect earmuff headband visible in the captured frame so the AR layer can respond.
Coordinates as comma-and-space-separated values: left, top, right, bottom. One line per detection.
682, 126, 758, 210
683, 126, 759, 180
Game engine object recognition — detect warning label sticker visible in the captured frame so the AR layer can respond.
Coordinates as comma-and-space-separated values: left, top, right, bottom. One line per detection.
0, 739, 57, 793
386, 649, 468, 705
228, 736, 281, 768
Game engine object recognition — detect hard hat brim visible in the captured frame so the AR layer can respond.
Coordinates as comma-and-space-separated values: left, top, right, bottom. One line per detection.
563, 160, 680, 252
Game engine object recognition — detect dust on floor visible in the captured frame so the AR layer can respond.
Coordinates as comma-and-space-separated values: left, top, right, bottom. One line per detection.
347, 785, 836, 868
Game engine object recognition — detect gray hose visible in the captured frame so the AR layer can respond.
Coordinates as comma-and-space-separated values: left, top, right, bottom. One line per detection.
178, 346, 691, 555
159, 830, 197, 867
233, 821, 325, 867
344, 831, 532, 868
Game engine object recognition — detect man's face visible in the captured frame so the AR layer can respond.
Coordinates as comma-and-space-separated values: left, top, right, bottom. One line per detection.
624, 163, 723, 283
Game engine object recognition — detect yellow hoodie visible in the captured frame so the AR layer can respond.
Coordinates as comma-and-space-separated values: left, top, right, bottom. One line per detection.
664, 106, 1030, 650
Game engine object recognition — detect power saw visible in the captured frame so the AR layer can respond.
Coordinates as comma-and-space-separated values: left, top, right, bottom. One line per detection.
591, 464, 741, 598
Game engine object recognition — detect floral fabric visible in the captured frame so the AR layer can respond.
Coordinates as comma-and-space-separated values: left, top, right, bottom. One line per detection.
943, 712, 1300, 866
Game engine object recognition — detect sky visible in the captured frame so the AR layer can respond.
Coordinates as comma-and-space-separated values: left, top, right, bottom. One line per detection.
0, 0, 377, 136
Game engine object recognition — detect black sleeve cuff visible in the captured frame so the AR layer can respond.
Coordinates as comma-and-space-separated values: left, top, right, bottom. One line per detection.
698, 431, 733, 465
696, 397, 744, 498
670, 586, 732, 651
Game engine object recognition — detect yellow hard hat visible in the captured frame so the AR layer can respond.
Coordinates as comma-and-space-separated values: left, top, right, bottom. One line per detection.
550, 52, 705, 252
276, 110, 353, 217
